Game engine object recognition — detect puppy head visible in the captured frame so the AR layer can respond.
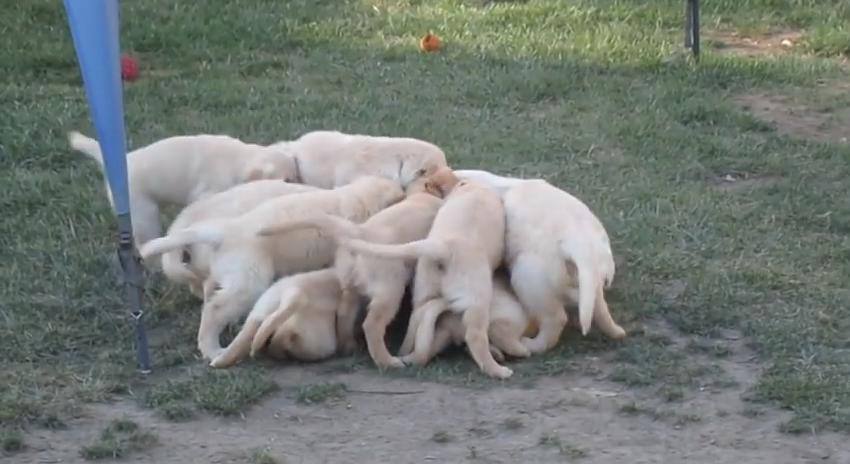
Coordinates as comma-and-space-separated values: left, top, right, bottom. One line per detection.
404, 175, 445, 199
398, 152, 448, 188
266, 318, 336, 362
243, 144, 300, 183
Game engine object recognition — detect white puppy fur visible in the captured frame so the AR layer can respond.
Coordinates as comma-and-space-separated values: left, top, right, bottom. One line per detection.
67, 131, 298, 248
160, 180, 320, 298
408, 272, 537, 364
340, 179, 513, 379
209, 268, 344, 368
254, 175, 446, 366
138, 176, 405, 361
464, 170, 624, 354
270, 130, 449, 189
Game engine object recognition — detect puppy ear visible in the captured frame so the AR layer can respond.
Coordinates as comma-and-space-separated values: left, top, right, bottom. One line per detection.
423, 179, 445, 198
243, 162, 276, 182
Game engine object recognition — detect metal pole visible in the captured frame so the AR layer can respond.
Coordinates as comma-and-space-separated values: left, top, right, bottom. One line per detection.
115, 213, 151, 373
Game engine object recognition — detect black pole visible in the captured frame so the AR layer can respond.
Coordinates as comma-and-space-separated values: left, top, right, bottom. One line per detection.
686, 0, 701, 61
691, 0, 700, 61
115, 213, 151, 373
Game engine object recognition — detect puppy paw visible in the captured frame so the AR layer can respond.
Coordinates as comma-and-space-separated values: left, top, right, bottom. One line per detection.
520, 336, 545, 353
209, 354, 231, 369
375, 356, 406, 369
487, 365, 513, 380
400, 354, 427, 366
200, 348, 225, 362
488, 346, 506, 363
610, 326, 627, 340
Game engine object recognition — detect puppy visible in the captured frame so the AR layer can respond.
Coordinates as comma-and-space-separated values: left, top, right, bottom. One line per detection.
68, 131, 298, 248
455, 169, 530, 195
340, 179, 513, 379
270, 130, 449, 189
500, 177, 624, 355
160, 180, 320, 298
406, 272, 537, 364
138, 176, 405, 361
208, 268, 344, 368
255, 175, 445, 366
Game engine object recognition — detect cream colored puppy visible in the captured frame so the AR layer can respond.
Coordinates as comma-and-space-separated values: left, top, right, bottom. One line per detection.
500, 177, 624, 355
405, 273, 538, 364
68, 131, 298, 248
160, 180, 320, 298
340, 179, 513, 379
138, 176, 405, 361
454, 169, 530, 195
209, 268, 344, 368
255, 176, 446, 366
270, 130, 449, 189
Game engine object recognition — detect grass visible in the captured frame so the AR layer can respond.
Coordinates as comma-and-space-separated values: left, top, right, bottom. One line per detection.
2, 0, 850, 457
78, 418, 157, 460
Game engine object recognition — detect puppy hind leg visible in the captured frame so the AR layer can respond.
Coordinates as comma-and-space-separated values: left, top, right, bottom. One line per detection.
130, 195, 163, 252
462, 303, 513, 380
335, 288, 361, 355
210, 283, 286, 368
363, 286, 407, 368
511, 261, 568, 354
250, 287, 305, 356
488, 319, 531, 359
401, 298, 448, 366
592, 286, 626, 340
198, 260, 274, 361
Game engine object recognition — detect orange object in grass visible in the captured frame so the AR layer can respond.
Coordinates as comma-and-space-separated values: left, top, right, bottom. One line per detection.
419, 33, 441, 52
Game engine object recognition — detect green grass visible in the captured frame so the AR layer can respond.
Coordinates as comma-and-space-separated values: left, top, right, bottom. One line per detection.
2, 0, 850, 456
78, 418, 157, 460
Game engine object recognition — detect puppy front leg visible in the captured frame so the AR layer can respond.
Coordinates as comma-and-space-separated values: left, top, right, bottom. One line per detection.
335, 287, 360, 355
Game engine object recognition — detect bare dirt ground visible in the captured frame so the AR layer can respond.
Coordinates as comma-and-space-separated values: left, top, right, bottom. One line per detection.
12, 325, 849, 464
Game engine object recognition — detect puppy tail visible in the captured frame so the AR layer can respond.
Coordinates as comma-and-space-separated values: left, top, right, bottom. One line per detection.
340, 237, 450, 263
67, 131, 105, 167
256, 213, 363, 241
250, 286, 302, 356
558, 237, 599, 336
139, 224, 226, 260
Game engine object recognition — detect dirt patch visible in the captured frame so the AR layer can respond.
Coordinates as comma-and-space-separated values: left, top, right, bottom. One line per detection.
733, 88, 850, 143
13, 354, 850, 464
707, 30, 802, 56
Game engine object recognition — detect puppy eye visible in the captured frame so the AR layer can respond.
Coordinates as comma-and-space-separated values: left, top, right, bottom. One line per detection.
415, 169, 427, 177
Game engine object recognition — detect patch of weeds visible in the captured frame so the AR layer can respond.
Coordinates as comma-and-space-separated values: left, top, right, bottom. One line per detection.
295, 382, 347, 405
538, 432, 587, 460
248, 447, 280, 464
502, 417, 524, 430
431, 429, 454, 443
140, 368, 278, 418
686, 338, 734, 358
0, 428, 26, 455
79, 418, 157, 461
618, 401, 702, 427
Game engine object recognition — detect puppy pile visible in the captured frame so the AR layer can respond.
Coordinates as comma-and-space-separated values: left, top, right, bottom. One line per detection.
69, 129, 627, 380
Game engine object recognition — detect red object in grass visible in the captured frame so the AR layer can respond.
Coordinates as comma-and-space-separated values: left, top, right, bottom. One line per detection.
120, 54, 139, 81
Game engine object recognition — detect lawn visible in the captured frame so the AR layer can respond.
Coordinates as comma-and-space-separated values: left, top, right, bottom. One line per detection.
2, 0, 850, 462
